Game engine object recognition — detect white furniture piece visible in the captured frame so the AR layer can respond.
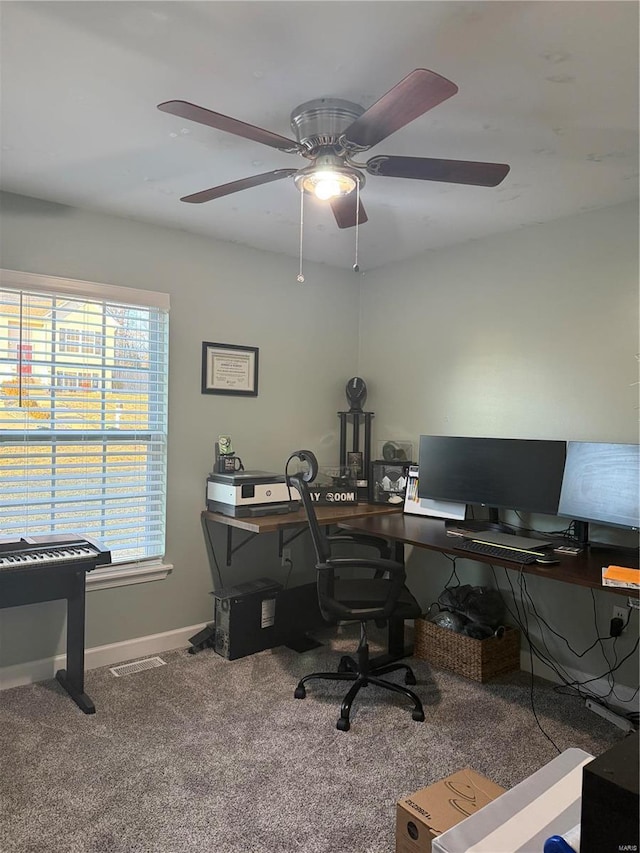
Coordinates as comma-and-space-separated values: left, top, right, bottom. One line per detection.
432, 748, 593, 853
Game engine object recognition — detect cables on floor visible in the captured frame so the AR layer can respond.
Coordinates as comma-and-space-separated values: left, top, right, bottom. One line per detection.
491, 564, 639, 732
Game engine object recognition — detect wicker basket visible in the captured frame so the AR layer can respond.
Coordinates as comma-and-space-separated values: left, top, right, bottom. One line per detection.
414, 618, 520, 682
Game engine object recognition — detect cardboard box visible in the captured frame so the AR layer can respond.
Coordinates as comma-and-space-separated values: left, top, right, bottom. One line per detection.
396, 768, 505, 853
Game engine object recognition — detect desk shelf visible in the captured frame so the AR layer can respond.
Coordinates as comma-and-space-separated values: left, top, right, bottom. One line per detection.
202, 502, 401, 536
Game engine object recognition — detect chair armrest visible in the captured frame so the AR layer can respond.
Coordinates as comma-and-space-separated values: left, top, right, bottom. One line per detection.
323, 556, 406, 579
326, 533, 391, 559
318, 557, 408, 620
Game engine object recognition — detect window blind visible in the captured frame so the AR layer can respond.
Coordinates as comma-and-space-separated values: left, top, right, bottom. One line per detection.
0, 271, 169, 565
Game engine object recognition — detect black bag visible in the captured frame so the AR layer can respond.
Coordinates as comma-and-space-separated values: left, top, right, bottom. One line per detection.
435, 584, 505, 638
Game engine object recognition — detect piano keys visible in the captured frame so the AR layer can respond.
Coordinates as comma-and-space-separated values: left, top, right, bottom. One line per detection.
0, 535, 111, 573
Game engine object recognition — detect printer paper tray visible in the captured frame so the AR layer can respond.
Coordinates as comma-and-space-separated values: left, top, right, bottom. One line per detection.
206, 500, 300, 517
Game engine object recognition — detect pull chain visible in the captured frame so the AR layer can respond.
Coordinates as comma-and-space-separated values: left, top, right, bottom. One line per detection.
297, 190, 305, 283
353, 180, 360, 273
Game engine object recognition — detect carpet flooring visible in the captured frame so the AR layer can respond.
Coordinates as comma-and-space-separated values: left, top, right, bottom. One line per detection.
0, 624, 625, 853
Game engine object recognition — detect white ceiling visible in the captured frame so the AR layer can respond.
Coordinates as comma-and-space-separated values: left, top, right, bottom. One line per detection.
1, 1, 638, 273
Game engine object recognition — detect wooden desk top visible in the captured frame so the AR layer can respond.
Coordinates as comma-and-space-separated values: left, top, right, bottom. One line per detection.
201, 502, 401, 535
339, 513, 640, 597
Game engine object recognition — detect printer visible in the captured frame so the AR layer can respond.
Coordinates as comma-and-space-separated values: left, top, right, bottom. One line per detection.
206, 470, 300, 517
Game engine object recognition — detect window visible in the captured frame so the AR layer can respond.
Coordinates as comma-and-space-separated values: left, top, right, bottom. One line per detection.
0, 270, 170, 567
58, 328, 101, 355
58, 329, 81, 353
53, 370, 102, 391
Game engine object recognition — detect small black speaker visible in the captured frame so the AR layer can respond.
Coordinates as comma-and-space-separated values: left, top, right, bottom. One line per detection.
580, 731, 639, 853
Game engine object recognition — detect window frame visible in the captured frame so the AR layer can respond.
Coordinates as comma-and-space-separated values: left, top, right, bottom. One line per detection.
0, 269, 173, 589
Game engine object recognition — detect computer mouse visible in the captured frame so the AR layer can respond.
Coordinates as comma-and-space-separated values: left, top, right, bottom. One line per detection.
536, 553, 560, 565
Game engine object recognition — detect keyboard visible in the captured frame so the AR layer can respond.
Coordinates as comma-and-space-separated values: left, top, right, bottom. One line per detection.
0, 536, 111, 573
453, 538, 543, 564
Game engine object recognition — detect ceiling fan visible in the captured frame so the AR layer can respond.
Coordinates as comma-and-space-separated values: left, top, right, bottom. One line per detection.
157, 69, 510, 230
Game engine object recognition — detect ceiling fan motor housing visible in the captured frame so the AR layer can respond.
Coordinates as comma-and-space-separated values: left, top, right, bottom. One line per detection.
290, 98, 365, 151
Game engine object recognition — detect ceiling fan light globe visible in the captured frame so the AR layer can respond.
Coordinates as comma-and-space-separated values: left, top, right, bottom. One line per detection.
314, 175, 343, 200
296, 167, 359, 200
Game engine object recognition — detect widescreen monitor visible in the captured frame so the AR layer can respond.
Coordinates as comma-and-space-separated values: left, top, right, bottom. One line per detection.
558, 442, 639, 531
418, 436, 566, 515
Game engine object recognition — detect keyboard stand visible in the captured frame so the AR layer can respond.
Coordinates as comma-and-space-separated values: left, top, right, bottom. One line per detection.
1, 562, 95, 714
55, 670, 95, 715
54, 566, 94, 713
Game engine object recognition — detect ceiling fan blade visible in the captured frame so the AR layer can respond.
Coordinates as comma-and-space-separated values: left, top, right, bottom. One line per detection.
181, 169, 297, 203
343, 69, 458, 149
366, 155, 510, 187
330, 195, 368, 229
158, 100, 301, 153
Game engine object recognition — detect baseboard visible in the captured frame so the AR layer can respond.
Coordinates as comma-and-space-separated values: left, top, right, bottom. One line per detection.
0, 622, 208, 691
519, 650, 638, 715
5, 623, 636, 719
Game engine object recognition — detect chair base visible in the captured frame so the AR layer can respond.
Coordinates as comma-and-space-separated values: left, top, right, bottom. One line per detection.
293, 623, 425, 731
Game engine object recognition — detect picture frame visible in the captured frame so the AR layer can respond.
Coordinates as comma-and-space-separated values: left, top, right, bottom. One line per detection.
403, 465, 467, 520
369, 460, 411, 505
201, 341, 259, 396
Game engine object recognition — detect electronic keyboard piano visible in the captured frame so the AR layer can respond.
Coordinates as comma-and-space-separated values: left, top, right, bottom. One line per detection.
0, 534, 111, 573
0, 533, 112, 714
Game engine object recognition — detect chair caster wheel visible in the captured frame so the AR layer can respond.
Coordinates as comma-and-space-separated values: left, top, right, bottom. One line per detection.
294, 685, 306, 699
405, 671, 417, 685
336, 717, 350, 731
412, 709, 425, 722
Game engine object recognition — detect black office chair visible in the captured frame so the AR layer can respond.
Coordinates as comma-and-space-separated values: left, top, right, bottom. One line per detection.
286, 450, 425, 732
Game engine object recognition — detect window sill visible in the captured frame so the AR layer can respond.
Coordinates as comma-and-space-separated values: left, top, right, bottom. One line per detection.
86, 560, 173, 591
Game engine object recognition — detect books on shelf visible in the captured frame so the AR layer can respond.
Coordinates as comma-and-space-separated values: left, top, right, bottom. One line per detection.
602, 565, 640, 590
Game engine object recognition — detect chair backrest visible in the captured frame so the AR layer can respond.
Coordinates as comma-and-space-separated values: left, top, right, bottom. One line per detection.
288, 474, 332, 565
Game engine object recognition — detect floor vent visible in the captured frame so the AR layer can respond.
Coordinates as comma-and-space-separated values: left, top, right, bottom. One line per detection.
110, 656, 166, 677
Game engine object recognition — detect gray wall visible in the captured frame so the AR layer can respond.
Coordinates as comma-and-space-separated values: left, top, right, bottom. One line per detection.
1, 191, 638, 697
0, 191, 359, 667
359, 200, 639, 691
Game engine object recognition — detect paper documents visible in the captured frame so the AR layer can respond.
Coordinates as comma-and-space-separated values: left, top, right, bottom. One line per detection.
602, 565, 640, 590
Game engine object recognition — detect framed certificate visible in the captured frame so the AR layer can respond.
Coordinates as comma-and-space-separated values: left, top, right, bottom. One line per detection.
201, 341, 259, 396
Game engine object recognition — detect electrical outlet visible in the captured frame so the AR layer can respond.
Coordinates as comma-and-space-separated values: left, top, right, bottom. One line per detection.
612, 604, 629, 626
281, 548, 292, 567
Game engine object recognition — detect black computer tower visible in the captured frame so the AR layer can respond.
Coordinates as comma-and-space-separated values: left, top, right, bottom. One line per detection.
213, 577, 282, 660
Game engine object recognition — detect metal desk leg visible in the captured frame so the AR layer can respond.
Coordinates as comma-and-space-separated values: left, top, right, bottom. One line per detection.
370, 539, 413, 667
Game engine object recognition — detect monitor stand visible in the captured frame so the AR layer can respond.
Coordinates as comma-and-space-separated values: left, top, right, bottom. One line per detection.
573, 520, 639, 554
574, 520, 590, 548
445, 519, 499, 532
445, 507, 515, 535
